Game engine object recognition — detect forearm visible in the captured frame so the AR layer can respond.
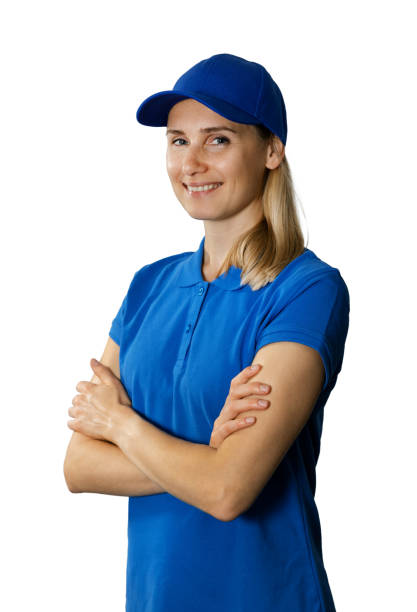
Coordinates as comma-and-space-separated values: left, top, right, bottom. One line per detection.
116, 412, 228, 520
63, 432, 165, 497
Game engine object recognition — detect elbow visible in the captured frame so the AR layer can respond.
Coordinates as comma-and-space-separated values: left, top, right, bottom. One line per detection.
213, 482, 243, 523
63, 455, 82, 494
215, 481, 256, 522
63, 463, 78, 493
210, 456, 253, 522
215, 498, 241, 522
63, 432, 94, 494
215, 507, 238, 523
218, 500, 253, 522
202, 480, 234, 522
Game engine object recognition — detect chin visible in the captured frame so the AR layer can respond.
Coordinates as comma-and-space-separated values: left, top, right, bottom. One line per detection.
183, 208, 221, 221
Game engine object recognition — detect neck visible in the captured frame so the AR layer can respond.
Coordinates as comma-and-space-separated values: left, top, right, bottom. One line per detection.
202, 206, 264, 272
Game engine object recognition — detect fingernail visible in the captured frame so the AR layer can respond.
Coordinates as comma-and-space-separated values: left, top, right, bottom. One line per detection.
260, 384, 270, 392
245, 417, 255, 423
258, 400, 268, 407
250, 364, 260, 370
91, 358, 98, 365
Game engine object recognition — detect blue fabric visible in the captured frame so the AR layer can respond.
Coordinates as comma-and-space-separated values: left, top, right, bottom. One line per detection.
109, 236, 350, 612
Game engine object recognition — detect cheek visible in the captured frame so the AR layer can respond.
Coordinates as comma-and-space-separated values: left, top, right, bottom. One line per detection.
242, 152, 266, 186
217, 157, 243, 184
166, 153, 179, 178
230, 160, 258, 188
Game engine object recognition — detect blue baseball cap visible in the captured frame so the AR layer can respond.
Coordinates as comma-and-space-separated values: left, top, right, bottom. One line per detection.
136, 53, 287, 146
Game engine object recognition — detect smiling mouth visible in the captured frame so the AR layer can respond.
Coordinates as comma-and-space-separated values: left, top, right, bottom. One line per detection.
183, 183, 223, 193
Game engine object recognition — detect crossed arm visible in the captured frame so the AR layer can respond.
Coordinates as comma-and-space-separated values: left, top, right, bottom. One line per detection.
64, 336, 324, 522
64, 337, 165, 498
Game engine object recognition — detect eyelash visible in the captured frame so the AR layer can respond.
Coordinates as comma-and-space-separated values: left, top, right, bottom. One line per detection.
171, 136, 230, 146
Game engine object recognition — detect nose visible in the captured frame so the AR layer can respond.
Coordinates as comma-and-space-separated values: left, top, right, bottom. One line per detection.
182, 144, 208, 177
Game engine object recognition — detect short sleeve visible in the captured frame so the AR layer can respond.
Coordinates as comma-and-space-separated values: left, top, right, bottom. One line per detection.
255, 271, 350, 392
108, 264, 150, 346
109, 293, 128, 346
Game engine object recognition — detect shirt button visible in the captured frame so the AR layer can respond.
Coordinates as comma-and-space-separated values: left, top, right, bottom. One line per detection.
198, 287, 204, 295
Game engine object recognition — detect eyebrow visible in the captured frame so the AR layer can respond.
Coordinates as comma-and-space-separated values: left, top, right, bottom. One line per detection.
166, 126, 239, 136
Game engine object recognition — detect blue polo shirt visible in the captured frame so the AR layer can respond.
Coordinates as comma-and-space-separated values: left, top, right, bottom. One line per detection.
109, 235, 350, 612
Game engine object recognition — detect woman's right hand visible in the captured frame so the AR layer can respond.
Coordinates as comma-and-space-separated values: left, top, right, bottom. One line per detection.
209, 364, 271, 449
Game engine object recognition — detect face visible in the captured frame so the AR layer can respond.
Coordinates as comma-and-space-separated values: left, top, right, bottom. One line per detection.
166, 99, 282, 223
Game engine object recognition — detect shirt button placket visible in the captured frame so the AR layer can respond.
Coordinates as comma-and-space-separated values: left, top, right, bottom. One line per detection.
177, 284, 208, 364
175, 284, 209, 370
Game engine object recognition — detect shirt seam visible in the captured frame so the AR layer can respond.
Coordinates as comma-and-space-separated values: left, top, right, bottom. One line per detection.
258, 327, 328, 344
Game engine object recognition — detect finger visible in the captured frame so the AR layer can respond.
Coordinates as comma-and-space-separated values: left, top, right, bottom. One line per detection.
230, 380, 271, 400
75, 381, 97, 394
67, 419, 77, 431
231, 364, 262, 387
210, 416, 257, 449
91, 363, 132, 406
90, 359, 120, 386
229, 364, 265, 397
214, 396, 270, 428
68, 404, 86, 417
72, 393, 89, 406
231, 396, 270, 413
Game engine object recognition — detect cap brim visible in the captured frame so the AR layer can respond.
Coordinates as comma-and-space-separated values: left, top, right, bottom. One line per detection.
136, 89, 260, 127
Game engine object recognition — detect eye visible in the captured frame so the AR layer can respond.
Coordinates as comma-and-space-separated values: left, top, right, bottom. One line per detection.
171, 138, 187, 146
211, 136, 230, 145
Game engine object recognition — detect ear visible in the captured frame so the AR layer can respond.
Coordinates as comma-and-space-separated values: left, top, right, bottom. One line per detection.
265, 136, 285, 170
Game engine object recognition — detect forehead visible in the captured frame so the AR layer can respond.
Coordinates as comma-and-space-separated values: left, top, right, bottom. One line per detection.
167, 98, 247, 133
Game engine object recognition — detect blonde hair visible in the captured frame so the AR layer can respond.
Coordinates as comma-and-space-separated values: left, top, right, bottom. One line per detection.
216, 126, 306, 291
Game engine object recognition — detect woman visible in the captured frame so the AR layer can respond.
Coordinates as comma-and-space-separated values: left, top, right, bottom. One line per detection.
64, 53, 350, 612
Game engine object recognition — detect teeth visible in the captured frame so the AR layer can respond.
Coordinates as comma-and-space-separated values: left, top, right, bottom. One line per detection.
187, 183, 221, 192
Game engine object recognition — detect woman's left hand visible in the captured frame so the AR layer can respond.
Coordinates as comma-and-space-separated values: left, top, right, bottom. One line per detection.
67, 359, 137, 444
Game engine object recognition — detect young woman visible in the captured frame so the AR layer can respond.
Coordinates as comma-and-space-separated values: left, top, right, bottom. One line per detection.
64, 53, 350, 612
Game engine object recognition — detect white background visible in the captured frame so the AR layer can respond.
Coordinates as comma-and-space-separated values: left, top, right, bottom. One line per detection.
1, 1, 416, 610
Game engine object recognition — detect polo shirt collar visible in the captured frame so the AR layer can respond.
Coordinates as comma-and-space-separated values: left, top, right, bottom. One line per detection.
177, 236, 245, 291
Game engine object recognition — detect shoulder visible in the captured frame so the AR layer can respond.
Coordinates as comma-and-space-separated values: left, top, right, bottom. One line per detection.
253, 249, 350, 393
263, 247, 349, 305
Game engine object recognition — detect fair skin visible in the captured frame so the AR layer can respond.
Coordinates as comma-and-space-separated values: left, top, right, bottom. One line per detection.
63, 339, 272, 497
165, 98, 284, 279
64, 99, 325, 521
64, 336, 167, 497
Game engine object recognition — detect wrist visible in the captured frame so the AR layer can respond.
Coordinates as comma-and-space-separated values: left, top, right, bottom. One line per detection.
113, 405, 143, 451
